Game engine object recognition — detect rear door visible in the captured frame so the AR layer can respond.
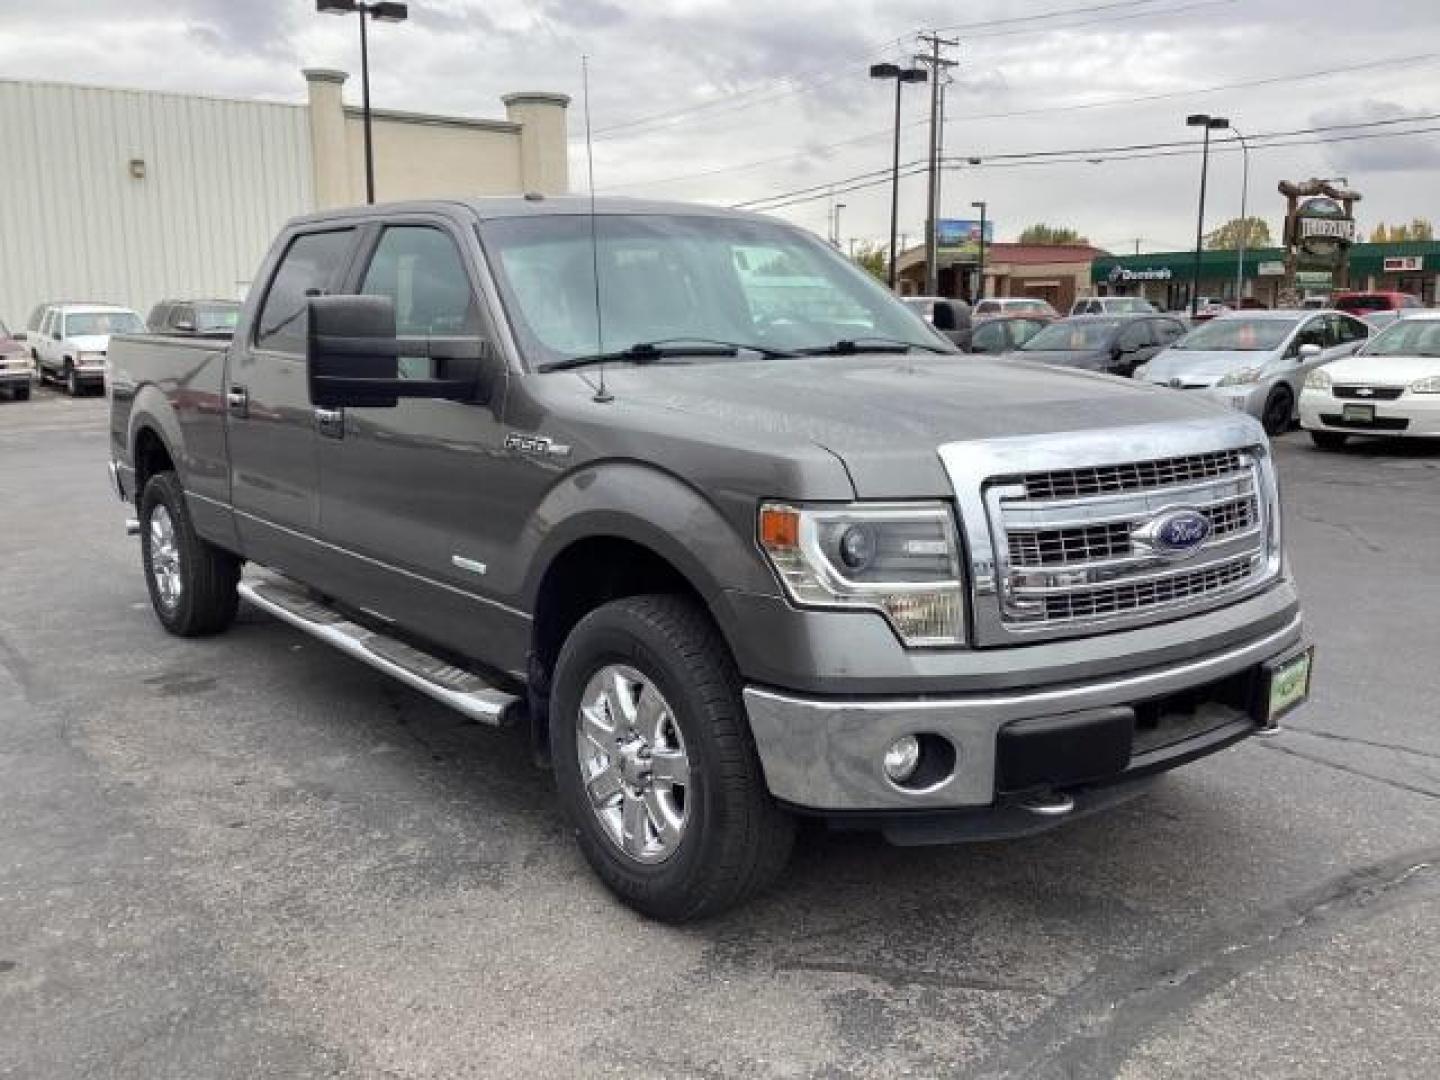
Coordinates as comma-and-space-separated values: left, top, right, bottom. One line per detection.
226, 225, 359, 576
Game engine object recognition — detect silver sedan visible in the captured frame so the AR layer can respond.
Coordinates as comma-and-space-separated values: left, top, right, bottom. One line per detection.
1135, 310, 1370, 434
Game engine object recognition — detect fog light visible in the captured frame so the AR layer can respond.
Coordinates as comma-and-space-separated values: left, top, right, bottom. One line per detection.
883, 735, 921, 782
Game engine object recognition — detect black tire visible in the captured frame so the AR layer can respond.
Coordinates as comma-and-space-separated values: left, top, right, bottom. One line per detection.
139, 471, 241, 637
1310, 430, 1349, 451
1261, 385, 1294, 436
551, 594, 795, 922
12, 383, 29, 402
65, 364, 78, 396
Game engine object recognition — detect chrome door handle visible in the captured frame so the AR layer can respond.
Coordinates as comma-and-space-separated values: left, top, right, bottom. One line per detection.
226, 386, 248, 416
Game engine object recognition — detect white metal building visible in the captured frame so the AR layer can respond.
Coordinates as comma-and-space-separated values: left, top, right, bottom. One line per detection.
0, 72, 569, 328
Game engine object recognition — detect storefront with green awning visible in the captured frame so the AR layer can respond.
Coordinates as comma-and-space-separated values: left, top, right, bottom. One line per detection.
1090, 241, 1440, 309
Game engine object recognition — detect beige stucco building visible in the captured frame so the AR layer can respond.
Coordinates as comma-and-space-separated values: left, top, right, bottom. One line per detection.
303, 69, 568, 208
0, 70, 569, 325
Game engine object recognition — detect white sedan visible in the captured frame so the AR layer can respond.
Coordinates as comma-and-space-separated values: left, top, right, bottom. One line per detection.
1301, 311, 1440, 449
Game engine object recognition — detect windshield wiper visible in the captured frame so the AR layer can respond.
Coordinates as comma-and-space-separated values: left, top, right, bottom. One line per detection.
539, 338, 796, 372
795, 337, 949, 356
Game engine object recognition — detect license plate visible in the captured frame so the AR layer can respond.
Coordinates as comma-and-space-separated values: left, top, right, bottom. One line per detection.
1342, 403, 1375, 423
1265, 648, 1313, 724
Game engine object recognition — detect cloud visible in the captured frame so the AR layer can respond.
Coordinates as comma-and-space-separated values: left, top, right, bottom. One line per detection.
1308, 100, 1440, 174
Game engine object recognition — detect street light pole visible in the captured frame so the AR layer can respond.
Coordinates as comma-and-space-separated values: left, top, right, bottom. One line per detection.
318, 1, 410, 205
870, 62, 927, 290
1229, 123, 1250, 305
971, 200, 987, 301
1186, 112, 1229, 316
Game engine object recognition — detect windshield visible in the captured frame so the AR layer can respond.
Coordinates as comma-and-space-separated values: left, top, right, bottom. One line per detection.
1172, 317, 1296, 351
1110, 298, 1155, 313
479, 214, 947, 365
1361, 319, 1440, 357
64, 311, 143, 337
195, 304, 240, 332
1021, 319, 1119, 352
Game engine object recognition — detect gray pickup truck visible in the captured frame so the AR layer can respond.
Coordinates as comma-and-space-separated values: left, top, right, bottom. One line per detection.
108, 198, 1312, 920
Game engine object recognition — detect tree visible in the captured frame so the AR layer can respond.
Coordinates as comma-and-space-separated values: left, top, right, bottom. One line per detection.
1017, 223, 1090, 246
851, 241, 888, 282
1367, 219, 1433, 243
1204, 216, 1271, 250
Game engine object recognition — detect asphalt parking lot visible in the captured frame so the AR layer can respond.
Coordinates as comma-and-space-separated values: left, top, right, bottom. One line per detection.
2, 384, 1438, 1079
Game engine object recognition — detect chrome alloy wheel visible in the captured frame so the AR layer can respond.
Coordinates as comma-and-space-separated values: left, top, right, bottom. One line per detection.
149, 505, 183, 610
575, 664, 691, 865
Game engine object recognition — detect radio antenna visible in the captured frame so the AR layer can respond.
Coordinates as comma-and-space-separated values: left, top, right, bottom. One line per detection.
582, 55, 612, 404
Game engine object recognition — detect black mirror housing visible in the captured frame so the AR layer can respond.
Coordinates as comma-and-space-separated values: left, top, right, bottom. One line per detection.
306, 294, 486, 409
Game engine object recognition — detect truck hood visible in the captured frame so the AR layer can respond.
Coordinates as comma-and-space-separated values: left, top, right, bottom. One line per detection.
597, 354, 1233, 497
66, 334, 113, 354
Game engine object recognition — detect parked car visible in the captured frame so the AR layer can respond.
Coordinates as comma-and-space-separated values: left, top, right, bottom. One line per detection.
1331, 290, 1424, 316
1191, 300, 1232, 322
1068, 296, 1158, 316
1301, 311, 1440, 448
972, 296, 1058, 320
31, 302, 144, 395
959, 313, 1051, 354
0, 318, 32, 401
108, 197, 1311, 920
1135, 310, 1370, 435
147, 298, 242, 335
1012, 313, 1187, 376
902, 296, 970, 345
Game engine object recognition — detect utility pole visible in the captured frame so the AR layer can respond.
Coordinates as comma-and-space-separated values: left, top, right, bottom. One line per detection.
916, 32, 959, 297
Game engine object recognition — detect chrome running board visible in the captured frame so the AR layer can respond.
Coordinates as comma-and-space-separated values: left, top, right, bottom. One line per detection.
238, 571, 521, 726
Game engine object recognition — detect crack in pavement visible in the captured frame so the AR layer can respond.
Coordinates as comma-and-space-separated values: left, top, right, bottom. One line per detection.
1285, 723, 1440, 764
1256, 739, 1440, 800
965, 848, 1440, 1080
1292, 508, 1386, 554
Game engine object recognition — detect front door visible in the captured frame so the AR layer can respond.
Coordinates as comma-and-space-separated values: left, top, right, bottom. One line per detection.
314, 219, 520, 668
226, 226, 358, 577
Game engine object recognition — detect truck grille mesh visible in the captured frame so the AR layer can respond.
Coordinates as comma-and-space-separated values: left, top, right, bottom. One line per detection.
1006, 495, 1258, 568
1018, 450, 1247, 501
1039, 557, 1255, 622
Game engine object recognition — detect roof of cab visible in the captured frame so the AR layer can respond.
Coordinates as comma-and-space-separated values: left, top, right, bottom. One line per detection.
288, 195, 771, 229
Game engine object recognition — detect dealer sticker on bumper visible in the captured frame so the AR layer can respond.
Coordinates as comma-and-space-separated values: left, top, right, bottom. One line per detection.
1265, 647, 1314, 724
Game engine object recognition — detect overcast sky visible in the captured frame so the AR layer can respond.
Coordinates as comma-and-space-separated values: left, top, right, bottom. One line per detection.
2, 0, 1437, 253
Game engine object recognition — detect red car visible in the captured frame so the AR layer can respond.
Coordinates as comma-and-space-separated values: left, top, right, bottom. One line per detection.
1331, 290, 1424, 315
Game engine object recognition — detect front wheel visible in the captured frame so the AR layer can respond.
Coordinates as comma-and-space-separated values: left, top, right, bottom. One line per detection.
65, 365, 79, 397
1310, 430, 1349, 451
551, 594, 794, 922
1261, 385, 1294, 436
139, 472, 241, 636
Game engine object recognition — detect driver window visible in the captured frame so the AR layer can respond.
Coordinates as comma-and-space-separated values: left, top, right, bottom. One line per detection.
1292, 320, 1326, 352
971, 322, 1004, 352
360, 225, 480, 379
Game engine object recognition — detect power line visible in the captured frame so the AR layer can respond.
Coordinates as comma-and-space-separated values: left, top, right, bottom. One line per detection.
597, 51, 1437, 192
735, 116, 1440, 212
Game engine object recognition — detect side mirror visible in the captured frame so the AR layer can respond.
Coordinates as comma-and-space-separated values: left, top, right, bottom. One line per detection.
307, 294, 486, 409
1298, 343, 1322, 360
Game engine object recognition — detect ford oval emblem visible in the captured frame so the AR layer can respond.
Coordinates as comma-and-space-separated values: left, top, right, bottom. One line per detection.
1153, 509, 1212, 555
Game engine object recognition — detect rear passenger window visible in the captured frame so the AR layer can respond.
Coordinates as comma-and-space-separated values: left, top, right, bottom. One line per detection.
1154, 319, 1185, 342
254, 229, 355, 355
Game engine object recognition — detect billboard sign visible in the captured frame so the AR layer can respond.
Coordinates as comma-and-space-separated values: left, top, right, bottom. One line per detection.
936, 218, 994, 258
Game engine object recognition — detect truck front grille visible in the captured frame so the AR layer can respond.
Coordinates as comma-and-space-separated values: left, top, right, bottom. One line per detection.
1019, 449, 1246, 501
984, 447, 1273, 636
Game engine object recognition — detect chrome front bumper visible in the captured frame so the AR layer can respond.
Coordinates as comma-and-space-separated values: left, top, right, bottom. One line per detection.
743, 612, 1304, 813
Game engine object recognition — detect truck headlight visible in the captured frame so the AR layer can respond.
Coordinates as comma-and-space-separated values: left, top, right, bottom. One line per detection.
758, 502, 964, 646
1304, 368, 1331, 391
1410, 375, 1440, 394
1217, 366, 1263, 387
